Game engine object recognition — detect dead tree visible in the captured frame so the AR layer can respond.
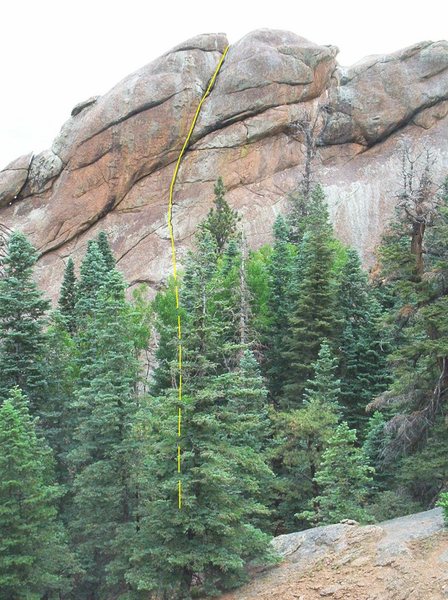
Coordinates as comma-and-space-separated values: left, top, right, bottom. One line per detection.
368, 145, 447, 458
395, 144, 440, 279
285, 108, 323, 243
287, 108, 321, 203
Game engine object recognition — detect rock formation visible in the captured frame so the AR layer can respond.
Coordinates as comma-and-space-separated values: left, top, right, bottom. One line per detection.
221, 508, 448, 600
1, 29, 448, 299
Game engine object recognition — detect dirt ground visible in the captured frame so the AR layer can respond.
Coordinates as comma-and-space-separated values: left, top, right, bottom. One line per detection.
221, 509, 448, 600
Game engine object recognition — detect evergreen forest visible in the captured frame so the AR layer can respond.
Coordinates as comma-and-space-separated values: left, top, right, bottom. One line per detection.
1, 151, 448, 599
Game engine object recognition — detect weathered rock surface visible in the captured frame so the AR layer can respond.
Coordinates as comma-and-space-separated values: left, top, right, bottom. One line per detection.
0, 153, 33, 208
221, 508, 448, 600
1, 29, 448, 299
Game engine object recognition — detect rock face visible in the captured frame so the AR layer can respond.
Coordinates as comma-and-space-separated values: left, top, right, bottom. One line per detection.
1, 29, 448, 299
221, 508, 448, 600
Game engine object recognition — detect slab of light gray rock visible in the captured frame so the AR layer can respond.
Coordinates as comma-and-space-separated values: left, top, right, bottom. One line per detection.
0, 152, 33, 207
321, 40, 448, 146
195, 29, 338, 134
24, 150, 63, 195
375, 507, 444, 563
272, 508, 445, 572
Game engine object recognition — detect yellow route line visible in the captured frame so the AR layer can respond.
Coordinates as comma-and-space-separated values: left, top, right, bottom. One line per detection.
167, 45, 230, 510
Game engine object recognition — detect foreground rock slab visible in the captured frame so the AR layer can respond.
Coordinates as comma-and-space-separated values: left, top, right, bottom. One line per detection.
221, 508, 448, 600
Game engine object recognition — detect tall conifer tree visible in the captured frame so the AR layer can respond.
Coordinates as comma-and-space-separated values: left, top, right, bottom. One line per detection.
69, 270, 140, 598
266, 215, 295, 402
128, 230, 276, 598
281, 187, 338, 406
97, 231, 116, 271
58, 257, 77, 334
308, 422, 374, 525
273, 343, 340, 531
0, 232, 50, 409
0, 388, 77, 598
337, 248, 390, 431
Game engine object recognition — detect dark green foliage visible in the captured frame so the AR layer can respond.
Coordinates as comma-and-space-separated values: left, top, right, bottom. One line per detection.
97, 231, 116, 271
363, 412, 389, 482
303, 341, 341, 409
68, 270, 140, 598
306, 422, 374, 525
287, 189, 308, 245
201, 177, 241, 254
151, 278, 180, 395
128, 387, 276, 598
222, 349, 270, 453
75, 240, 109, 318
396, 418, 448, 506
0, 388, 77, 599
39, 314, 77, 485
273, 343, 341, 531
265, 215, 295, 401
337, 249, 390, 431
128, 225, 276, 598
0, 232, 50, 409
281, 187, 338, 406
58, 257, 77, 334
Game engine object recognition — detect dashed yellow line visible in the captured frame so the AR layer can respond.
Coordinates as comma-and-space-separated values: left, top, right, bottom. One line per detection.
167, 45, 230, 509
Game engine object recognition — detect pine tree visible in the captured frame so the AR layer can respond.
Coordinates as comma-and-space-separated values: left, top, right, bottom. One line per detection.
152, 230, 220, 397
75, 240, 108, 318
363, 411, 388, 474
0, 231, 50, 409
68, 270, 140, 598
201, 177, 241, 254
224, 349, 270, 452
265, 215, 295, 402
281, 187, 338, 406
308, 422, 374, 525
303, 342, 341, 408
58, 257, 77, 334
128, 389, 275, 598
97, 231, 116, 271
273, 343, 340, 531
39, 313, 77, 486
128, 230, 276, 598
287, 189, 308, 245
0, 388, 77, 598
337, 248, 390, 431
375, 173, 448, 458
150, 278, 180, 395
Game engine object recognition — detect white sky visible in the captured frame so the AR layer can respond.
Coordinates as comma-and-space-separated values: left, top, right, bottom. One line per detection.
1, 0, 447, 169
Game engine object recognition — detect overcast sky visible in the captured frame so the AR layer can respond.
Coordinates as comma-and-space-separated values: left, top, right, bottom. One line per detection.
1, 0, 447, 169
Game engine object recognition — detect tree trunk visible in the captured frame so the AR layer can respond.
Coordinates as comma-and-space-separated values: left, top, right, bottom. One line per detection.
411, 221, 426, 279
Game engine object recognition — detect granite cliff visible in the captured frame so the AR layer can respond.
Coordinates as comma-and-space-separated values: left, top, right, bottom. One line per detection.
1, 29, 448, 297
